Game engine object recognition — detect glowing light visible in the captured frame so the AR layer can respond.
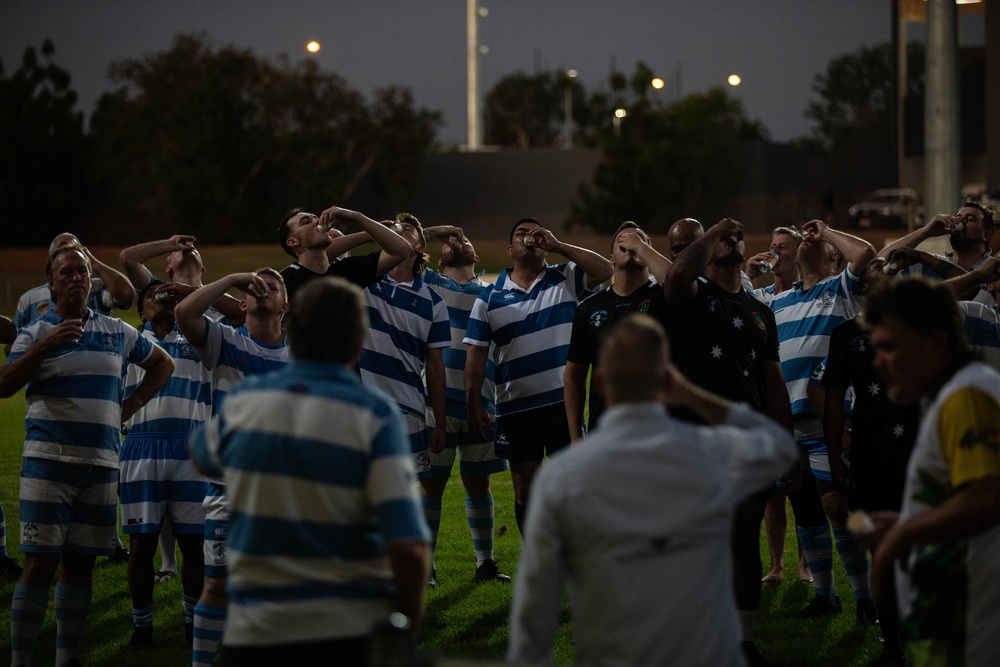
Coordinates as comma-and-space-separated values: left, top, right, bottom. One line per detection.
728, 74, 742, 86
614, 108, 628, 119
306, 41, 321, 53
651, 77, 665, 89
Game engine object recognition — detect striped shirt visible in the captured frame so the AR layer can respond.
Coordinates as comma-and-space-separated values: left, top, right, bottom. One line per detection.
464, 263, 595, 416
960, 301, 1000, 371
15, 280, 116, 329
189, 317, 291, 413
360, 273, 450, 423
767, 269, 863, 441
123, 324, 213, 435
189, 360, 428, 646
901, 250, 994, 307
422, 270, 496, 420
7, 308, 155, 468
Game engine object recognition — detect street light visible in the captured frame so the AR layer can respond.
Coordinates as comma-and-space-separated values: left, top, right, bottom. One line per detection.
563, 69, 578, 148
613, 108, 627, 137
727, 74, 742, 86
651, 77, 665, 90
306, 41, 320, 53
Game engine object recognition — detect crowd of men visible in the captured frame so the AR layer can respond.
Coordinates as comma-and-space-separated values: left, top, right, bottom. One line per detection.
1, 200, 999, 667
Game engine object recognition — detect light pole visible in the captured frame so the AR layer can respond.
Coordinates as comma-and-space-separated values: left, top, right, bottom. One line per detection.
613, 108, 627, 137
467, 0, 488, 150
563, 69, 578, 148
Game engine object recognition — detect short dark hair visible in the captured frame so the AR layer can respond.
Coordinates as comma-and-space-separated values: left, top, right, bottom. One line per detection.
278, 207, 305, 259
961, 199, 995, 233
286, 277, 367, 363
609, 221, 649, 251
509, 217, 540, 244
863, 277, 966, 353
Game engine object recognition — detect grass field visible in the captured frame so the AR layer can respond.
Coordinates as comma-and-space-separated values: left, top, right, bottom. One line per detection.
0, 236, 891, 665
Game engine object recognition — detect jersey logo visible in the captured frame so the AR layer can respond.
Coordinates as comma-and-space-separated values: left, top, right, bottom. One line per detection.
37, 302, 49, 316
589, 310, 609, 328
102, 333, 117, 352
818, 289, 837, 309
752, 312, 767, 331
503, 292, 516, 300
851, 335, 869, 352
706, 296, 721, 313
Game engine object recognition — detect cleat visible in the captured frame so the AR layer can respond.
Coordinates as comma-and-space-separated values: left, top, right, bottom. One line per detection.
154, 570, 175, 584
856, 597, 879, 627
124, 626, 153, 654
0, 556, 23, 578
793, 594, 842, 619
474, 559, 511, 584
108, 545, 130, 564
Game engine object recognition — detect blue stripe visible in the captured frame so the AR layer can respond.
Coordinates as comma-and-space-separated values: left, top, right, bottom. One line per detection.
27, 374, 122, 402
222, 434, 369, 488
228, 514, 386, 560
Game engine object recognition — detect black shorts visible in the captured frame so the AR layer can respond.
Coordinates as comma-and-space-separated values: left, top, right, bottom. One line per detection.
495, 403, 571, 462
850, 457, 910, 513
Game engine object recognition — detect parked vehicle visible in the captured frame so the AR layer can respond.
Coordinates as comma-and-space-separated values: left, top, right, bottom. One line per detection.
848, 188, 923, 229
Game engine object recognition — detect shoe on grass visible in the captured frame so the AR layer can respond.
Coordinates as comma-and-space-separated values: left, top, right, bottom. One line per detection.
108, 545, 130, 565
427, 566, 437, 589
0, 556, 23, 578
474, 559, 511, 583
124, 626, 153, 654
793, 594, 842, 619
856, 597, 879, 627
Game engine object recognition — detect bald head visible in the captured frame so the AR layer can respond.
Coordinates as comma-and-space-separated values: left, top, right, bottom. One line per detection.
667, 218, 704, 259
596, 315, 669, 405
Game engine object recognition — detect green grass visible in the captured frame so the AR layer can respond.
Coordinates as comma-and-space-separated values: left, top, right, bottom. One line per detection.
0, 239, 887, 665
0, 380, 883, 666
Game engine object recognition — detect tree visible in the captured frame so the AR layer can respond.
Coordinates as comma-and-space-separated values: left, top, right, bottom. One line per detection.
804, 41, 925, 152
483, 71, 585, 149
0, 40, 87, 245
569, 63, 767, 233
88, 33, 441, 242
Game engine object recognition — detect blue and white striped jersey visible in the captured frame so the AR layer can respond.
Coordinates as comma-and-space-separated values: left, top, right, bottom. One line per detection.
422, 270, 496, 420
123, 323, 213, 435
189, 360, 428, 647
767, 269, 863, 441
15, 280, 116, 329
7, 308, 155, 468
360, 273, 450, 423
464, 262, 595, 416
960, 300, 1000, 371
189, 316, 291, 413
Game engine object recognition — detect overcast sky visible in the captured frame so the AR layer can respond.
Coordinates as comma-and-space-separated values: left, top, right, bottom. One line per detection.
0, 1, 986, 145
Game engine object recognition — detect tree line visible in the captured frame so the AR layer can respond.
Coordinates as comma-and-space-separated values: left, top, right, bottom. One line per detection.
0, 35, 920, 244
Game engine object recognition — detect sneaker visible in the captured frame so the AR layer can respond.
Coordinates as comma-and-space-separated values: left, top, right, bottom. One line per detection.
793, 595, 842, 619
427, 566, 437, 589
0, 556, 23, 578
856, 597, 879, 627
124, 626, 153, 654
740, 641, 773, 667
108, 545, 129, 565
474, 559, 511, 584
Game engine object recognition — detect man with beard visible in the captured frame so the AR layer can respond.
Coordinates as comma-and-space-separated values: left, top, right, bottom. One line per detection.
2, 243, 173, 667
661, 217, 792, 665
879, 200, 995, 306
277, 205, 411, 304
765, 220, 877, 622
417, 224, 511, 585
